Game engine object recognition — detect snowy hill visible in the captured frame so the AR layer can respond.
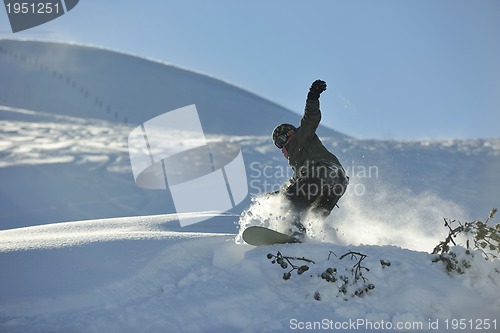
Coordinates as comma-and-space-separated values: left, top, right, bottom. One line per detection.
1, 40, 499, 332
0, 39, 346, 137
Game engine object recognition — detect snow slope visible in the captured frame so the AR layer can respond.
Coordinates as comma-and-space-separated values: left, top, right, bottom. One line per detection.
1, 214, 499, 332
1, 40, 500, 332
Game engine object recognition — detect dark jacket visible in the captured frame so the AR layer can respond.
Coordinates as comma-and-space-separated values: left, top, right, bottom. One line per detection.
284, 98, 342, 180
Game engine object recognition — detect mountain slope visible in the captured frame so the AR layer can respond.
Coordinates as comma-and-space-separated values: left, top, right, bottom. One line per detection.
0, 39, 345, 137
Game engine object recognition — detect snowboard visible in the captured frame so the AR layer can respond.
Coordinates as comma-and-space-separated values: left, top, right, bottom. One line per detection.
242, 226, 301, 246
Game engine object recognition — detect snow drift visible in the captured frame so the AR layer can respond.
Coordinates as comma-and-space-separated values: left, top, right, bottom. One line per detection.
1, 214, 499, 332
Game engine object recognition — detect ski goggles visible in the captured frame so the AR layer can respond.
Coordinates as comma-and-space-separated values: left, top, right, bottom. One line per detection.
274, 132, 290, 149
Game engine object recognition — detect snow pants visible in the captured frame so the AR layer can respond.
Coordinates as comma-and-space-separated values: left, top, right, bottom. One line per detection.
284, 161, 349, 220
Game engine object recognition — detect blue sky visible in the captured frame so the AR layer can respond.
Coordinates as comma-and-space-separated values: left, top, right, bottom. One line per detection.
1, 0, 499, 140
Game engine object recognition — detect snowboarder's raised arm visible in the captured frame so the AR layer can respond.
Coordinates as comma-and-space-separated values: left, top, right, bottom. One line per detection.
298, 79, 327, 140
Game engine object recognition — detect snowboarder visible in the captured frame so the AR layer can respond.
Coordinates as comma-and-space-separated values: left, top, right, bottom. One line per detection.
271, 79, 348, 239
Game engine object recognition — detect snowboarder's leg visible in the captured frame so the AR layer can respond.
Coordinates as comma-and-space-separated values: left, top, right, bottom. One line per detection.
289, 220, 306, 242
311, 190, 341, 217
284, 177, 324, 239
285, 207, 307, 242
284, 177, 323, 210
311, 167, 349, 217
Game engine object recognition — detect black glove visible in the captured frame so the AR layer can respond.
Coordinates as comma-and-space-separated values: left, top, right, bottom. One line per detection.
307, 79, 327, 100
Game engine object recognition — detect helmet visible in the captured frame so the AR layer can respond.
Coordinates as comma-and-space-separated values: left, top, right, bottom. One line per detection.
272, 123, 296, 142
272, 123, 296, 147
